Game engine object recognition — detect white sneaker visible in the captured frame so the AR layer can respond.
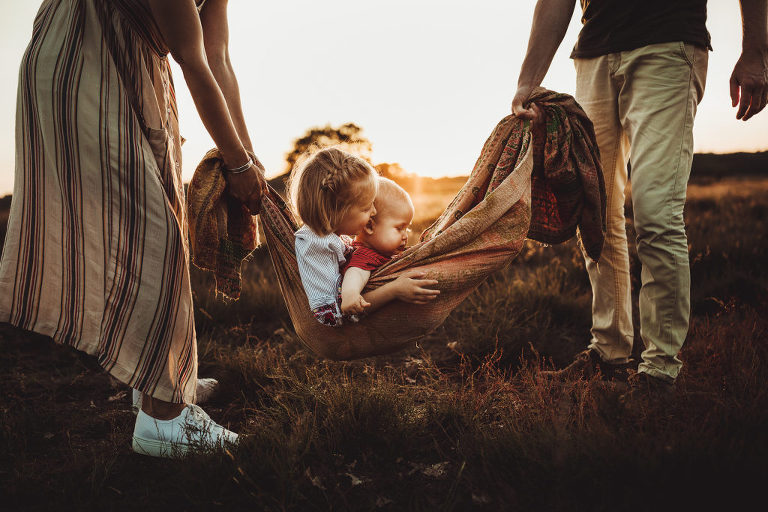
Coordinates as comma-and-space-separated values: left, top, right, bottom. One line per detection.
131, 378, 219, 414
131, 404, 238, 458
195, 378, 219, 404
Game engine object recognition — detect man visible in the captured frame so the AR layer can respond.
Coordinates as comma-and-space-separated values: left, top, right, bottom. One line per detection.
512, 1, 768, 393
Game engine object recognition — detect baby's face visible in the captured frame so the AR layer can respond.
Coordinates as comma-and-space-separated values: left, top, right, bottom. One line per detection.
365, 199, 414, 256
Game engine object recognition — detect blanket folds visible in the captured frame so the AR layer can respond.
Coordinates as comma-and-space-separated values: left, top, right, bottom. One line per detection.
187, 88, 605, 360
527, 89, 606, 259
187, 150, 259, 301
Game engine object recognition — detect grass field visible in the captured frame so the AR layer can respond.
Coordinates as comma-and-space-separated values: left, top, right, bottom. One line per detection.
1, 175, 767, 511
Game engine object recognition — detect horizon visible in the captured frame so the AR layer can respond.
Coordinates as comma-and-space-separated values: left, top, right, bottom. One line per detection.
0, 148, 764, 201
1, 1, 767, 196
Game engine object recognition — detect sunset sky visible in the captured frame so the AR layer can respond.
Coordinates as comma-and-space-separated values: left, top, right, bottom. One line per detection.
0, 0, 766, 195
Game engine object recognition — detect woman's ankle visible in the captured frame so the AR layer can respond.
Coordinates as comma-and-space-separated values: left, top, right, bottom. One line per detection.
141, 394, 186, 420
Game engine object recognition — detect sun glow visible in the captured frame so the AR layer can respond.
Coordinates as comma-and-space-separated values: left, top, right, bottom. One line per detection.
0, 1, 766, 192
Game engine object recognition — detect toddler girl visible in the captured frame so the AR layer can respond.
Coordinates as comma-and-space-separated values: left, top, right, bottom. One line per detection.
289, 148, 439, 327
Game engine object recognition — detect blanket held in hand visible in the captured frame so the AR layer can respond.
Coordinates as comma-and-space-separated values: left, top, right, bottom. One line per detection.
187, 88, 606, 360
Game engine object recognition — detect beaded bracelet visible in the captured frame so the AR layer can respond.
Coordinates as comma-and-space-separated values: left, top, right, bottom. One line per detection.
224, 156, 253, 174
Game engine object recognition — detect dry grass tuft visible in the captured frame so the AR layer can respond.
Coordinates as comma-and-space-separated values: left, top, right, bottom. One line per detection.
1, 178, 767, 510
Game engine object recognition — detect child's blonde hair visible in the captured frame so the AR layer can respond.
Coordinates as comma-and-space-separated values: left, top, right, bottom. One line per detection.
373, 177, 414, 218
288, 147, 378, 235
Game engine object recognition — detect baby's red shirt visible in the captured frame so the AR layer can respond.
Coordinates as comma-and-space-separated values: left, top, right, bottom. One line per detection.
342, 241, 391, 274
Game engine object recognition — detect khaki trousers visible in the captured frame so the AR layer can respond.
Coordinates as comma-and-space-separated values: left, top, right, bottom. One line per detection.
574, 41, 708, 382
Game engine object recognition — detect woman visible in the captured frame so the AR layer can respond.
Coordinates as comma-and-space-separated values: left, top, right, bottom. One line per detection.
0, 0, 263, 457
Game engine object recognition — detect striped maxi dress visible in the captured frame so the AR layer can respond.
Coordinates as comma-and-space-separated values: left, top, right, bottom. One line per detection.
0, 0, 209, 403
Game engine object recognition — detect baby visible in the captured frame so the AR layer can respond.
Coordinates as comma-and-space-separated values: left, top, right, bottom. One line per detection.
340, 177, 415, 316
290, 148, 438, 327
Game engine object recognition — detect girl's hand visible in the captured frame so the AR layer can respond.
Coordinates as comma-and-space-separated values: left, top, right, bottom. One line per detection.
393, 270, 440, 304
341, 293, 371, 315
225, 159, 267, 214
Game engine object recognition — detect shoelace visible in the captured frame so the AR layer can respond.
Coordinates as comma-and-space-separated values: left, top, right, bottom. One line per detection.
187, 404, 210, 419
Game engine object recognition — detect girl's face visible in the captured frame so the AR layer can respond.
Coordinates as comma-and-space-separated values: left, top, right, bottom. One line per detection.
334, 180, 377, 236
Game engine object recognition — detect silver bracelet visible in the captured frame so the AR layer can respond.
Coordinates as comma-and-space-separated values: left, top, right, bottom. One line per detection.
225, 156, 253, 174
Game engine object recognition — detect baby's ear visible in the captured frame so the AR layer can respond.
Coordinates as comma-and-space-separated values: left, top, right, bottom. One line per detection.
364, 219, 375, 235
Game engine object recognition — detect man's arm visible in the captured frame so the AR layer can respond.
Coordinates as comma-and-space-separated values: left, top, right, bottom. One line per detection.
731, 0, 768, 120
511, 0, 577, 119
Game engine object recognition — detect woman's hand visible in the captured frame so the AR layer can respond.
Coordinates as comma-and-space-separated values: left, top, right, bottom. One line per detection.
225, 159, 267, 214
392, 270, 440, 304
147, 0, 262, 211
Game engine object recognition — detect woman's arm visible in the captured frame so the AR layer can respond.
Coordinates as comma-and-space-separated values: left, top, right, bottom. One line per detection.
199, 0, 254, 152
146, 0, 263, 209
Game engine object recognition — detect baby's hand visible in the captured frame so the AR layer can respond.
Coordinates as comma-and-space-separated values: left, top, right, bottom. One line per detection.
393, 270, 440, 304
341, 293, 371, 315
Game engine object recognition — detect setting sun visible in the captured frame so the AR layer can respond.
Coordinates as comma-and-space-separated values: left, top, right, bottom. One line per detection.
0, 1, 766, 192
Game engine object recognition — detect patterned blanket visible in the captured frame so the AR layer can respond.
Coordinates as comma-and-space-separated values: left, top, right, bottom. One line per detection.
187, 88, 605, 360
187, 150, 259, 301
527, 89, 605, 259
421, 88, 606, 260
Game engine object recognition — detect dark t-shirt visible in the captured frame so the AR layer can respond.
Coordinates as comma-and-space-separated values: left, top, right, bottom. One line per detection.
571, 0, 711, 59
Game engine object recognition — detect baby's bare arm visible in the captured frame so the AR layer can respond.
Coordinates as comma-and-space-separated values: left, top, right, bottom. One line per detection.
361, 270, 439, 314
341, 268, 372, 314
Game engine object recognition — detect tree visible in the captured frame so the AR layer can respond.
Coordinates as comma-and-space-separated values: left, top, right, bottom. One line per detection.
284, 123, 373, 174
374, 162, 406, 180
375, 162, 418, 190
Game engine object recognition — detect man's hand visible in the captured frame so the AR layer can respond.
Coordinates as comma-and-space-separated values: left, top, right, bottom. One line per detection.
730, 48, 768, 121
341, 293, 370, 315
511, 85, 545, 127
511, 84, 537, 120
512, 0, 576, 121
